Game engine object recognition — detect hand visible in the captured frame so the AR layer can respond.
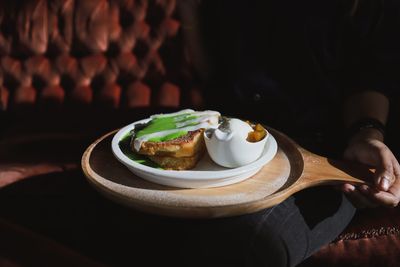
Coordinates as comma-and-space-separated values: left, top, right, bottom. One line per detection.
341, 128, 400, 208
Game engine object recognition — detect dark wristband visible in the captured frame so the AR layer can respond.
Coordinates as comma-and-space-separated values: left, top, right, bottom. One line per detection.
347, 118, 386, 139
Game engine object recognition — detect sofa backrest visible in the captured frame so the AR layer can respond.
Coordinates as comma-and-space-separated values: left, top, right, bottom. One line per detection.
0, 0, 201, 111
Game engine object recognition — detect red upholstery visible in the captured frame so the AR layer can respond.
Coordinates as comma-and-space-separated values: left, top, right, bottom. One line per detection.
300, 207, 400, 267
0, 0, 196, 110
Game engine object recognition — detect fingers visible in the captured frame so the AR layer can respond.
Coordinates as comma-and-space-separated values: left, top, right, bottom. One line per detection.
373, 145, 396, 191
392, 157, 400, 179
359, 176, 400, 210
342, 137, 400, 207
341, 184, 377, 209
361, 187, 400, 207
341, 182, 400, 208
375, 172, 393, 191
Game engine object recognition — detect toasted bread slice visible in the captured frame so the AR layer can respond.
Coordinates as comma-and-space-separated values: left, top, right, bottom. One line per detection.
130, 109, 220, 170
134, 129, 205, 158
148, 151, 204, 170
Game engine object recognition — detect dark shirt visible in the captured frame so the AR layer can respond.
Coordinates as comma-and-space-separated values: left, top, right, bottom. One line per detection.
202, 0, 400, 136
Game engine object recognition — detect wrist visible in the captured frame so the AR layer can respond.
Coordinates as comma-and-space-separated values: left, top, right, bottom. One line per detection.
347, 118, 386, 143
349, 128, 385, 144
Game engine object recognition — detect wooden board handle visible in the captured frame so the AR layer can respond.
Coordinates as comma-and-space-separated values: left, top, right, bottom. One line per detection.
298, 147, 373, 189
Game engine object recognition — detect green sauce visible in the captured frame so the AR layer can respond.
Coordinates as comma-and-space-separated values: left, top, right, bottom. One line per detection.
118, 132, 162, 169
148, 131, 188, 142
135, 113, 196, 141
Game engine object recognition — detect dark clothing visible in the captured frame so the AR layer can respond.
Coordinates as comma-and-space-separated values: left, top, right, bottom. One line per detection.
0, 168, 355, 267
202, 0, 400, 139
191, 186, 356, 267
191, 1, 400, 266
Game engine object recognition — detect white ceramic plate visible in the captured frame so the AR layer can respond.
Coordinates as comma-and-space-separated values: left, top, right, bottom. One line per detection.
111, 119, 278, 188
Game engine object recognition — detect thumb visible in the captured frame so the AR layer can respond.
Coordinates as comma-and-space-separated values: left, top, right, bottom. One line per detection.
374, 166, 394, 192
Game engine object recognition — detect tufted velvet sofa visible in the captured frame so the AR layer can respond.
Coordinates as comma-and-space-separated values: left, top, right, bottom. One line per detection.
0, 1, 399, 267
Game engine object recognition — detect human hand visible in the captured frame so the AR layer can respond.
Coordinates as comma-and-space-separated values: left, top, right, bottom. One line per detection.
341, 128, 400, 208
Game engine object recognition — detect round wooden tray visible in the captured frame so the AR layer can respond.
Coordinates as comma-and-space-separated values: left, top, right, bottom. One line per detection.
82, 128, 371, 218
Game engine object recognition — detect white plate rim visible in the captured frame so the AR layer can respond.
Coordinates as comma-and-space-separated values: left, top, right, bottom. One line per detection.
111, 118, 278, 181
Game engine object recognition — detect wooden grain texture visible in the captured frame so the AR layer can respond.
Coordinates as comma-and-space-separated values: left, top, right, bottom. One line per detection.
82, 128, 371, 218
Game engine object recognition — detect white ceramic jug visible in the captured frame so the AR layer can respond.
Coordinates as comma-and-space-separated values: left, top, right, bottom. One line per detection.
204, 118, 268, 168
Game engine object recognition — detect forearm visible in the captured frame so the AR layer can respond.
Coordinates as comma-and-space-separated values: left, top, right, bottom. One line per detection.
343, 90, 389, 142
344, 90, 389, 125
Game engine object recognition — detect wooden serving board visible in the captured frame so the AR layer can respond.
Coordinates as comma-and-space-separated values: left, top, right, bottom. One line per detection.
82, 128, 372, 218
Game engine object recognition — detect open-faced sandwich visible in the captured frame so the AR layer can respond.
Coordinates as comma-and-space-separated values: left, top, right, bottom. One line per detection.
130, 109, 221, 170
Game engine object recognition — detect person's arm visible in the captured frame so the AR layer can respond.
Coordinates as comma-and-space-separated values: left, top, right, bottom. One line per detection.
342, 91, 400, 208
344, 90, 389, 139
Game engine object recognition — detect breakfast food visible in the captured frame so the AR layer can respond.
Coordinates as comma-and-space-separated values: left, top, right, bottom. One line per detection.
131, 109, 220, 170
246, 122, 267, 142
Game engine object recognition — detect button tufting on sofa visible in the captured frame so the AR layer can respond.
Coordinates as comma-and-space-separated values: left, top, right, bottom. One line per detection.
0, 0, 197, 111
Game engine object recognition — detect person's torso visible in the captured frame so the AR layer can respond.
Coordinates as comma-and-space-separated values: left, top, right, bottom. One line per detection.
204, 0, 353, 133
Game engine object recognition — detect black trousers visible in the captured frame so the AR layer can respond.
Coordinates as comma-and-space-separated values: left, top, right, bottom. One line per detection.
0, 171, 355, 267
174, 186, 356, 267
